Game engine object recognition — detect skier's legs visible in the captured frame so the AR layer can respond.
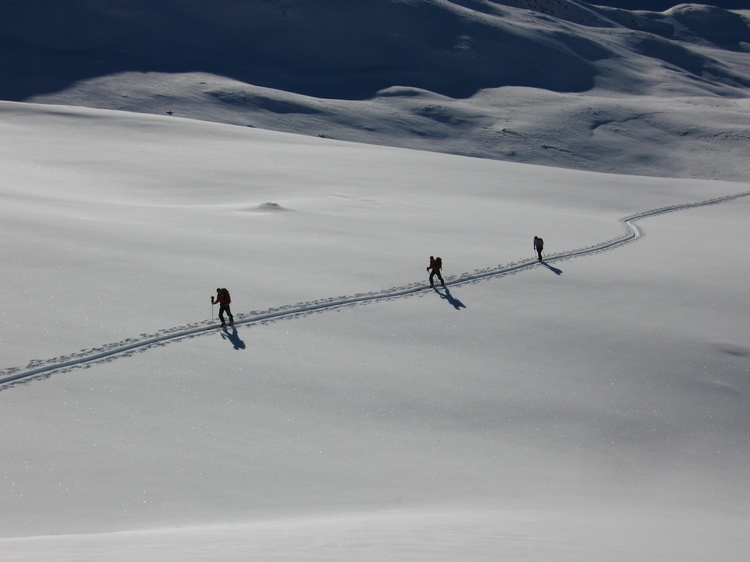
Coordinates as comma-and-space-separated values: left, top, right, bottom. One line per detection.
429, 270, 435, 286
437, 271, 445, 286
219, 305, 227, 325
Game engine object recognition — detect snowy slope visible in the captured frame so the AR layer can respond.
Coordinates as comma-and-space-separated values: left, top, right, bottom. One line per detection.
1, 0, 750, 560
1, 102, 749, 560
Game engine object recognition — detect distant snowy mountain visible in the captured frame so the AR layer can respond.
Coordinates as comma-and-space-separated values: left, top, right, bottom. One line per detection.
2, 1, 749, 178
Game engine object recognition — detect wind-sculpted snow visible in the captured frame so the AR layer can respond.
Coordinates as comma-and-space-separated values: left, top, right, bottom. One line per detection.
2, 189, 748, 390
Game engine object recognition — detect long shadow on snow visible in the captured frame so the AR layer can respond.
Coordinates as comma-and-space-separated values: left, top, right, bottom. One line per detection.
541, 261, 563, 276
434, 287, 466, 310
221, 327, 246, 350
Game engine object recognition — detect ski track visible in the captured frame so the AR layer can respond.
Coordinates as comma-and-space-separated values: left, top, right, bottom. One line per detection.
2, 190, 749, 390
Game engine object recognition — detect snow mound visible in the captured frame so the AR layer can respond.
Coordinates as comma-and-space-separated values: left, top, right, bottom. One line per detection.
241, 202, 290, 213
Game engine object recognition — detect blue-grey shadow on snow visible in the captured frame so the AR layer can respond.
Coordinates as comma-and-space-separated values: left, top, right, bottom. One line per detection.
541, 261, 563, 275
221, 326, 246, 350
0, 0, 597, 101
434, 287, 466, 310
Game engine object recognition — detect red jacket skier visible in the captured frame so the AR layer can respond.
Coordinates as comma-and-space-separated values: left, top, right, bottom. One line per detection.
211, 287, 234, 328
427, 256, 445, 288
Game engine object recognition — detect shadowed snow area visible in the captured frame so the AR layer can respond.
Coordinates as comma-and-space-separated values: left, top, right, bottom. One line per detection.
2, 0, 749, 179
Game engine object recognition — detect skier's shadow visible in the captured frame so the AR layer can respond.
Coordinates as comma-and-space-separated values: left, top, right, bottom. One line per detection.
434, 286, 466, 310
541, 261, 562, 275
221, 326, 246, 350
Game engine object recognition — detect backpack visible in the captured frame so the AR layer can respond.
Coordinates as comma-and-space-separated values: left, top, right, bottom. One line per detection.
435, 257, 442, 269
220, 288, 231, 304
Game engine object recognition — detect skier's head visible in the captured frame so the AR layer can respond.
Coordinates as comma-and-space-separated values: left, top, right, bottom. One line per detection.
216, 288, 221, 293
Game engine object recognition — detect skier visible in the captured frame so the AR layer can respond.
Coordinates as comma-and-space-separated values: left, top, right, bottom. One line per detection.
212, 287, 234, 328
427, 256, 445, 288
533, 236, 544, 261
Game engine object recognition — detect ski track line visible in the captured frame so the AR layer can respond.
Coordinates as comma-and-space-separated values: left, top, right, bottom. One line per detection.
2, 190, 749, 390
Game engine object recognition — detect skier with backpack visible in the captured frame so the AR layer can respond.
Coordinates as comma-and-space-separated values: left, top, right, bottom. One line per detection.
212, 287, 234, 328
427, 256, 445, 288
533, 236, 544, 261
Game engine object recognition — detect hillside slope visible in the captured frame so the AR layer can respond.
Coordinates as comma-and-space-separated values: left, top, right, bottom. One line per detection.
2, 0, 749, 179
1, 101, 749, 560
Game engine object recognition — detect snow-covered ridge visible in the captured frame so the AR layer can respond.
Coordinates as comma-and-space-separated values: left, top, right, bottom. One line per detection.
2, 0, 749, 179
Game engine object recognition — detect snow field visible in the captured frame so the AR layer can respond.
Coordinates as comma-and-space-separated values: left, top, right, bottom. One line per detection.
0, 102, 748, 559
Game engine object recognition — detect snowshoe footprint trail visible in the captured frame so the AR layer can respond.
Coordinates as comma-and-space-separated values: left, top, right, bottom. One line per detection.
2, 190, 748, 389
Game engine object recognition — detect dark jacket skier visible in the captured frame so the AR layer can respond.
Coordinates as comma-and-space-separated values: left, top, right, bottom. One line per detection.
427, 256, 445, 287
212, 287, 234, 327
533, 236, 544, 261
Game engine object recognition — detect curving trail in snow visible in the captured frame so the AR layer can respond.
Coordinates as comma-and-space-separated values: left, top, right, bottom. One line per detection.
2, 190, 748, 390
